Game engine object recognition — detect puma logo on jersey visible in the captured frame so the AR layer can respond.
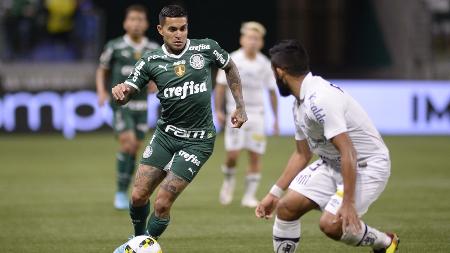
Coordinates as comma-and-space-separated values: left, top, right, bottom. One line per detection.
187, 167, 196, 176
178, 150, 201, 166
158, 64, 168, 71
163, 81, 207, 99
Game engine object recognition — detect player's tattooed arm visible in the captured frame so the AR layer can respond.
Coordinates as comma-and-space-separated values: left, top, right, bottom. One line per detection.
111, 83, 137, 105
223, 59, 248, 128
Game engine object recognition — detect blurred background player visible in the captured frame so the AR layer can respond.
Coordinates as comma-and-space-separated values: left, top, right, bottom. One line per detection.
96, 4, 159, 210
215, 21, 278, 208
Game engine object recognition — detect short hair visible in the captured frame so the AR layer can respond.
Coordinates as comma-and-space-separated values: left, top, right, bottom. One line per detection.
240, 21, 266, 37
269, 40, 309, 76
159, 5, 188, 25
125, 4, 148, 18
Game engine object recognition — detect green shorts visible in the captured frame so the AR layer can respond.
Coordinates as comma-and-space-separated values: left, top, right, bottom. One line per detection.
140, 128, 215, 182
113, 106, 148, 140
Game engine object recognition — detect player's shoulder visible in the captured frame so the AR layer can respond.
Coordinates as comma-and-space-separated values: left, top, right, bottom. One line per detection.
303, 74, 346, 109
105, 36, 127, 49
145, 40, 160, 50
141, 48, 166, 63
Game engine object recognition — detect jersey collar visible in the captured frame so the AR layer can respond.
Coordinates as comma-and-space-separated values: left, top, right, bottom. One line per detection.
162, 39, 190, 59
299, 72, 313, 101
123, 35, 149, 51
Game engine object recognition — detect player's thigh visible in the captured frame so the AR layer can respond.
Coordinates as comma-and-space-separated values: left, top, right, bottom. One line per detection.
114, 107, 134, 137
133, 110, 149, 142
133, 164, 167, 201
244, 115, 267, 154
140, 130, 175, 171
325, 157, 390, 217
224, 124, 244, 151
277, 189, 319, 221
288, 160, 336, 211
170, 139, 215, 183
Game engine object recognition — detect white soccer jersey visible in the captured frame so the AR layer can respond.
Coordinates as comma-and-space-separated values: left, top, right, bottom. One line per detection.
216, 49, 277, 114
293, 73, 389, 163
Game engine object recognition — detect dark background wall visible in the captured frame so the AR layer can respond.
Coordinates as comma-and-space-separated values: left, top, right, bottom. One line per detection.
93, 0, 278, 56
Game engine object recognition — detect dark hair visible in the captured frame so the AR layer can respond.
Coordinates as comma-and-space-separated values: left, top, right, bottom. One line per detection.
269, 40, 309, 76
159, 5, 188, 24
125, 4, 148, 18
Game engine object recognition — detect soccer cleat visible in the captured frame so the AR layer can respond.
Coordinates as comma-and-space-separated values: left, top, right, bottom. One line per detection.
241, 195, 259, 208
219, 178, 235, 205
373, 233, 399, 253
114, 191, 129, 210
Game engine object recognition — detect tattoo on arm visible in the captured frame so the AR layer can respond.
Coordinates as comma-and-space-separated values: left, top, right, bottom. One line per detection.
224, 60, 245, 108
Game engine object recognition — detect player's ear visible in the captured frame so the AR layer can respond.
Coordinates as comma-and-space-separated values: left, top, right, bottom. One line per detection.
157, 24, 163, 36
275, 67, 285, 77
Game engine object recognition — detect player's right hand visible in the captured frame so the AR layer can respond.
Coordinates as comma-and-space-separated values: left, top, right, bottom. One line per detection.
112, 83, 131, 102
230, 107, 247, 128
255, 193, 279, 219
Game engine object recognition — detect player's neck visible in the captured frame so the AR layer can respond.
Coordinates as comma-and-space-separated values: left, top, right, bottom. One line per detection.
127, 34, 144, 44
165, 44, 186, 55
243, 49, 257, 60
288, 75, 306, 101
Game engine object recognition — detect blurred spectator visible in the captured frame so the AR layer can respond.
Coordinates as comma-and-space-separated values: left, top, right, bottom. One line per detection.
2, 0, 39, 60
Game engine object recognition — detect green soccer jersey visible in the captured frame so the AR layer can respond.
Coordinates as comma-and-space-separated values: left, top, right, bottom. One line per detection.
124, 38, 231, 140
100, 35, 159, 108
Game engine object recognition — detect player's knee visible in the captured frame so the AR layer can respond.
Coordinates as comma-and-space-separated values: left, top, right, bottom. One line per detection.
154, 197, 172, 217
319, 215, 341, 240
276, 198, 297, 221
225, 154, 238, 167
131, 189, 149, 206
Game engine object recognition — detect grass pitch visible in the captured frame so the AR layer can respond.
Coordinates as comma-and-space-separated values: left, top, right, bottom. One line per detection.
0, 133, 449, 252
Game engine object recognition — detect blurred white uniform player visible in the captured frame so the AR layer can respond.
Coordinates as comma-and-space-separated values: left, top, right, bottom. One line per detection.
215, 22, 278, 207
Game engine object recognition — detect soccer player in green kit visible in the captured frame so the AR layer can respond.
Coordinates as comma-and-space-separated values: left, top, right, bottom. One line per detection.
96, 5, 159, 210
112, 5, 247, 252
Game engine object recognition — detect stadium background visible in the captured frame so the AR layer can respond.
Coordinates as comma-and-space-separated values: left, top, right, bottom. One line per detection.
1, 0, 449, 252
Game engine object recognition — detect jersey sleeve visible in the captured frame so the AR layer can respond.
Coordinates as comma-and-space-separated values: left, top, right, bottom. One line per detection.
215, 69, 227, 86
123, 56, 151, 91
293, 101, 306, 141
207, 39, 231, 69
99, 41, 114, 69
314, 92, 348, 140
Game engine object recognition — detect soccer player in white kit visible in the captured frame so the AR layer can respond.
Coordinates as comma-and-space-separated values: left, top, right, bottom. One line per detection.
255, 40, 399, 253
215, 22, 279, 207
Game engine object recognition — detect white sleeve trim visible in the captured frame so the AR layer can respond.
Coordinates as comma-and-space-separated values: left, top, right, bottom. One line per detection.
124, 81, 140, 91
220, 54, 231, 69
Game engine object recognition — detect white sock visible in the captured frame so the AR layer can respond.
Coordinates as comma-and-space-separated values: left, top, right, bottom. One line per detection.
244, 173, 261, 199
341, 221, 391, 249
273, 216, 301, 253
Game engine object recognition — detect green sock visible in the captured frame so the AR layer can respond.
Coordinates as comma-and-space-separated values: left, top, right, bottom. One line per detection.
117, 152, 133, 192
146, 212, 170, 239
130, 201, 150, 236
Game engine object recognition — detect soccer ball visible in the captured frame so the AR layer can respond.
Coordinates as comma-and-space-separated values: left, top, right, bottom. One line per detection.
125, 235, 162, 253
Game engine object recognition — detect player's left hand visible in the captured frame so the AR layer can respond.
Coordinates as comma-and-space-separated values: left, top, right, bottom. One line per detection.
333, 201, 361, 235
230, 107, 247, 128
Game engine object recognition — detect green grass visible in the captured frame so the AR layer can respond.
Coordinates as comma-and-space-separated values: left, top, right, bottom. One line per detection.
0, 133, 449, 252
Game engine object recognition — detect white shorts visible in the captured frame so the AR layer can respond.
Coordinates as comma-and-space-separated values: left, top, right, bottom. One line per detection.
288, 156, 390, 217
224, 113, 266, 154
